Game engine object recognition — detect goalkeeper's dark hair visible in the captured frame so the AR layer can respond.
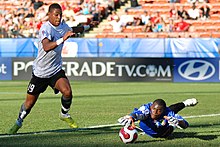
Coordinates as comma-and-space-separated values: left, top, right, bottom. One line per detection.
48, 3, 62, 12
153, 99, 166, 108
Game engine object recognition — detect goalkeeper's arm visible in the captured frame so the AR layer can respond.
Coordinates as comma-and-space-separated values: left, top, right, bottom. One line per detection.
130, 107, 150, 121
164, 116, 189, 129
177, 120, 189, 129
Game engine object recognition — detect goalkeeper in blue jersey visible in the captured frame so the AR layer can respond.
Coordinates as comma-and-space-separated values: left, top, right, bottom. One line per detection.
8, 3, 96, 135
118, 98, 198, 138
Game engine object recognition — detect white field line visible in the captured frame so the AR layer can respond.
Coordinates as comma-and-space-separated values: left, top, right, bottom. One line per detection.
1, 113, 220, 138
184, 113, 220, 118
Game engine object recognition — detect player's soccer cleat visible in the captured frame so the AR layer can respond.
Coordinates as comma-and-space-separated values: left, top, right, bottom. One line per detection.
59, 113, 78, 128
8, 120, 22, 135
183, 98, 198, 107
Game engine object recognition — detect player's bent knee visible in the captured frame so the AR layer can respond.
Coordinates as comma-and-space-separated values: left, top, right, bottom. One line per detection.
62, 89, 72, 98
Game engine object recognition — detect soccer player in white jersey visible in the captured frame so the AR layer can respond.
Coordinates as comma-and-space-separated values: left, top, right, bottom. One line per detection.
8, 3, 94, 134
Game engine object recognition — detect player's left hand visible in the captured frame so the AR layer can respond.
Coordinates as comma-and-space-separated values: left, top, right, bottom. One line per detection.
63, 31, 74, 41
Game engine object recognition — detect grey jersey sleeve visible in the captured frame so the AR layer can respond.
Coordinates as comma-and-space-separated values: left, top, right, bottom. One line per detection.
39, 24, 52, 42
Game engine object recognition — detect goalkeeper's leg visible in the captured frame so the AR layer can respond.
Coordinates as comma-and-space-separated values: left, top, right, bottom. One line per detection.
169, 98, 198, 114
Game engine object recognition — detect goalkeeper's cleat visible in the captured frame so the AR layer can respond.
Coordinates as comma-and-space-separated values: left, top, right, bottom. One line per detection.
183, 98, 198, 107
59, 113, 78, 128
8, 120, 22, 135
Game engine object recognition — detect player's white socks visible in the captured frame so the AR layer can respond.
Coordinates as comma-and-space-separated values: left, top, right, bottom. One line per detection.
60, 112, 71, 118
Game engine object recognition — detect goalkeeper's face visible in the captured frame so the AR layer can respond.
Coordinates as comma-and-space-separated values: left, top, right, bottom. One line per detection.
150, 103, 165, 120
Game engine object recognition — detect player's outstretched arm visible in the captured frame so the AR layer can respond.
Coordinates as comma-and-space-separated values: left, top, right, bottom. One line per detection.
63, 31, 74, 41
71, 21, 98, 33
42, 31, 74, 52
71, 26, 85, 33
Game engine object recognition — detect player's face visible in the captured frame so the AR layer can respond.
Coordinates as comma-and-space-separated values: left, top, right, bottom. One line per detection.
48, 8, 62, 27
150, 103, 164, 120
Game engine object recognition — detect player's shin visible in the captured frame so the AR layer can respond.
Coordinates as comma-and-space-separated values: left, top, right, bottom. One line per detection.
60, 95, 72, 114
8, 103, 31, 134
18, 103, 31, 123
19, 103, 31, 120
59, 96, 78, 128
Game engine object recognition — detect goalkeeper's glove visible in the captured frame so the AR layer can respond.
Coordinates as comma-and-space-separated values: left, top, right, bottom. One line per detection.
164, 116, 181, 129
118, 115, 135, 128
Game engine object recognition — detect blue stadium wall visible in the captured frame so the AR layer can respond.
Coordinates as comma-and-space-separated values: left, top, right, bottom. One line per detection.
0, 38, 220, 57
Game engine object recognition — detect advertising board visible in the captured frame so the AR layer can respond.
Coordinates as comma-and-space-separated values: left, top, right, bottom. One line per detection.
173, 58, 219, 82
0, 58, 12, 80
12, 58, 173, 82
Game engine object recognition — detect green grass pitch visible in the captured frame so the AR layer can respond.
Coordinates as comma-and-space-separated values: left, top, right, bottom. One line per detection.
0, 81, 220, 146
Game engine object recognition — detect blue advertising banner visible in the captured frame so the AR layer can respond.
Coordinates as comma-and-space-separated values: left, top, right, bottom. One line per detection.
0, 38, 219, 58
0, 38, 38, 57
98, 38, 165, 57
0, 58, 12, 80
67, 38, 98, 57
165, 38, 220, 58
174, 58, 219, 82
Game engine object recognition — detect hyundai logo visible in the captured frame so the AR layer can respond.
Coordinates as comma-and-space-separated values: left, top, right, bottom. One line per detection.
178, 60, 215, 80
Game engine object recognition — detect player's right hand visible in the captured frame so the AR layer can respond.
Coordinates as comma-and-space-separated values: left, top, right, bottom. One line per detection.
118, 115, 135, 128
63, 31, 74, 41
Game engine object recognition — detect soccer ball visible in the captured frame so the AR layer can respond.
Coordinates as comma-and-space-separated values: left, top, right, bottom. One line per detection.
119, 126, 138, 144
